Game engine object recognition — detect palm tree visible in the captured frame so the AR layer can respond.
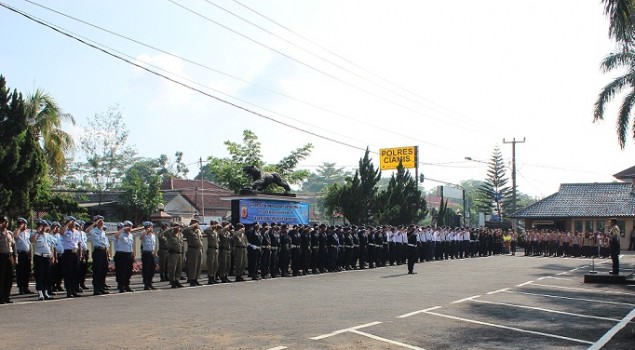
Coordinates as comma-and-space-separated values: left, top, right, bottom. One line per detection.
24, 88, 76, 181
593, 48, 635, 149
603, 0, 635, 45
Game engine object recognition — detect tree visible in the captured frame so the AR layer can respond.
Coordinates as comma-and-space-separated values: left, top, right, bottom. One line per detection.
197, 130, 313, 193
73, 105, 137, 206
301, 162, 352, 193
157, 151, 189, 182
375, 162, 428, 225
322, 148, 381, 225
474, 146, 513, 221
460, 179, 484, 226
0, 75, 47, 218
24, 88, 76, 182
603, 0, 635, 45
119, 159, 163, 223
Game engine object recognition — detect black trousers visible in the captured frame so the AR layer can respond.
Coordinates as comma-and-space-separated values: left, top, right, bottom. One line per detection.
269, 248, 279, 277
291, 248, 301, 274
407, 246, 417, 273
33, 254, 51, 292
301, 248, 311, 273
62, 250, 79, 295
0, 253, 14, 302
16, 251, 31, 291
260, 248, 271, 278
141, 251, 155, 286
610, 241, 620, 273
327, 248, 338, 272
248, 248, 261, 278
116, 252, 133, 289
92, 248, 108, 292
280, 249, 290, 275
310, 248, 319, 271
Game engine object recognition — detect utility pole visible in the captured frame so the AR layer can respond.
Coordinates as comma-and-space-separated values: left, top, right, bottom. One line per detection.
503, 137, 525, 232
200, 157, 205, 219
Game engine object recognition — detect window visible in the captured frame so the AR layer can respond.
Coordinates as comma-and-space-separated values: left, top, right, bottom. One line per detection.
596, 221, 605, 233
574, 221, 583, 233
585, 221, 594, 233
618, 220, 626, 237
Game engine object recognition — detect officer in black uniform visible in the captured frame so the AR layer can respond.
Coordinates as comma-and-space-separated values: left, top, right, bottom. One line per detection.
260, 223, 271, 279
290, 226, 302, 276
367, 227, 376, 269
300, 226, 311, 275
269, 224, 280, 278
279, 224, 290, 277
381, 227, 389, 267
343, 227, 354, 270
310, 225, 321, 274
351, 226, 360, 269
407, 225, 418, 274
318, 225, 328, 273
357, 226, 367, 269
246, 223, 262, 280
327, 226, 340, 272
374, 227, 384, 267
336, 227, 346, 271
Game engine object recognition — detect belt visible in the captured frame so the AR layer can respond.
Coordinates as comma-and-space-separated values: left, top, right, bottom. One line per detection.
207, 247, 219, 250
142, 250, 154, 253
311, 246, 319, 249
291, 245, 301, 249
250, 246, 261, 250
94, 246, 106, 250
17, 251, 29, 254
408, 244, 416, 247
261, 246, 271, 249
219, 247, 230, 250
64, 249, 78, 253
34, 252, 51, 257
270, 247, 279, 250
234, 246, 246, 249
188, 246, 201, 249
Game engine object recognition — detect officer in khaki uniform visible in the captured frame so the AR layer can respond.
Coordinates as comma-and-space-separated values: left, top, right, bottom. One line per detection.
157, 223, 169, 282
217, 222, 233, 283
165, 222, 184, 288
205, 221, 221, 284
232, 223, 248, 282
182, 219, 203, 286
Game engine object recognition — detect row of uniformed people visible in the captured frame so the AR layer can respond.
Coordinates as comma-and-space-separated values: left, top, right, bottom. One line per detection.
524, 230, 615, 258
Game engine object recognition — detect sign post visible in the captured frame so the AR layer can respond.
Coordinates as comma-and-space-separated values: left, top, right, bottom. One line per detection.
379, 146, 418, 171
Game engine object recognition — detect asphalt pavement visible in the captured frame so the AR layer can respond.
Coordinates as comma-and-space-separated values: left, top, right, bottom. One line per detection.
2, 252, 635, 349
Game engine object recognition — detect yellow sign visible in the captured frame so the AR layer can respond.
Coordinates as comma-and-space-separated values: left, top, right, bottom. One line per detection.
379, 146, 417, 170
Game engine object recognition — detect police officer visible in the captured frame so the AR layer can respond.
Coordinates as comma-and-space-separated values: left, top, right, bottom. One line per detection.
182, 219, 203, 286
0, 216, 16, 304
357, 226, 367, 269
157, 223, 169, 282
50, 222, 64, 293
289, 226, 302, 276
300, 226, 312, 275
310, 225, 321, 274
246, 223, 262, 280
269, 224, 281, 278
609, 218, 621, 274
205, 221, 221, 284
327, 226, 340, 272
140, 221, 157, 290
318, 224, 328, 273
77, 220, 90, 292
114, 221, 138, 292
217, 222, 233, 283
31, 220, 55, 300
86, 215, 110, 295
232, 223, 248, 282
14, 217, 33, 295
407, 225, 418, 274
165, 222, 185, 288
260, 223, 272, 279
279, 224, 291, 277
60, 216, 82, 298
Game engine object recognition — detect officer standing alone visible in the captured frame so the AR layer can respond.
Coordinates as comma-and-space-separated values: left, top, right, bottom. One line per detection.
608, 218, 621, 274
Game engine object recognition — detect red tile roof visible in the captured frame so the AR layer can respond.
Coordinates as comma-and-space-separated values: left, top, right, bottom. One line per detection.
161, 178, 232, 216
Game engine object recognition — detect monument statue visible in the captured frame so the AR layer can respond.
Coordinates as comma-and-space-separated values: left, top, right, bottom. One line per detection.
242, 165, 291, 194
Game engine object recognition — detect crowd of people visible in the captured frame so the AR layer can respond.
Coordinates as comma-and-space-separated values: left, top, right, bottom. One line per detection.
0, 214, 527, 304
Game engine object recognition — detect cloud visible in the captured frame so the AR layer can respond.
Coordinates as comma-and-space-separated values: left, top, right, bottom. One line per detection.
129, 53, 193, 110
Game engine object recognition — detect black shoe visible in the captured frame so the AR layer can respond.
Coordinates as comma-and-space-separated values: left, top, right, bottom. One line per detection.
119, 289, 125, 293
100, 290, 110, 294
176, 282, 184, 288
44, 294, 54, 300
195, 281, 203, 286
80, 284, 89, 290
150, 285, 157, 290
72, 293, 81, 297
103, 285, 110, 290
408, 271, 417, 274
76, 288, 84, 293
67, 293, 75, 298
144, 286, 151, 291
93, 291, 103, 296
4, 299, 12, 303
609, 271, 619, 275
124, 287, 134, 292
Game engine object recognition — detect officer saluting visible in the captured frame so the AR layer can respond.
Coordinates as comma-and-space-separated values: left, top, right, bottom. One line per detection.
182, 219, 203, 286
165, 222, 185, 288
86, 215, 110, 295
232, 223, 248, 282
140, 221, 157, 290
14, 217, 33, 295
0, 216, 15, 303
205, 221, 221, 284
60, 216, 82, 298
608, 218, 621, 274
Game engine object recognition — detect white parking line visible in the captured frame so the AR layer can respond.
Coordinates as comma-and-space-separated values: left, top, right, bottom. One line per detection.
588, 308, 635, 350
505, 290, 635, 307
469, 299, 623, 322
516, 281, 533, 287
487, 287, 510, 295
423, 309, 593, 345
451, 295, 480, 304
266, 346, 287, 350
310, 321, 382, 340
398, 306, 441, 318
529, 283, 635, 296
349, 329, 426, 350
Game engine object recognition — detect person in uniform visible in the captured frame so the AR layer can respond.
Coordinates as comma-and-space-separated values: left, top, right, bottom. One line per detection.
279, 224, 291, 276
289, 226, 302, 276
157, 223, 169, 282
327, 226, 340, 272
115, 221, 139, 292
232, 223, 248, 282
608, 218, 621, 274
318, 224, 328, 273
14, 217, 33, 295
50, 222, 64, 293
77, 220, 90, 292
60, 216, 82, 298
357, 226, 367, 269
140, 221, 157, 290
86, 215, 110, 295
260, 223, 272, 279
217, 222, 233, 283
205, 221, 221, 284
0, 216, 16, 303
31, 220, 55, 300
300, 226, 311, 275
406, 225, 418, 274
182, 219, 203, 286
269, 224, 281, 278
246, 223, 262, 280
165, 222, 185, 288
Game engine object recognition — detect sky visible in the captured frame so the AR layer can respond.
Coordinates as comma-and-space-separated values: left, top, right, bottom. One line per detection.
1, 0, 633, 199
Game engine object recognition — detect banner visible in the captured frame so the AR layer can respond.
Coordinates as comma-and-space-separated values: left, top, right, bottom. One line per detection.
379, 146, 417, 170
239, 199, 310, 225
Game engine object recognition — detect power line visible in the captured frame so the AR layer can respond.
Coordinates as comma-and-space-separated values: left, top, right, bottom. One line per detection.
22, 0, 458, 153
166, 0, 495, 139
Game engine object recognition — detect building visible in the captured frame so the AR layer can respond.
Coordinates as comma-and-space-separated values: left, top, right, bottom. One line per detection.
512, 166, 635, 249
160, 178, 233, 224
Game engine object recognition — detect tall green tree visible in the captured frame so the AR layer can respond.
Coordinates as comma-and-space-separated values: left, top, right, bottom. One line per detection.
474, 146, 512, 221
0, 75, 47, 218
301, 162, 352, 193
603, 0, 635, 45
73, 105, 137, 206
24, 88, 76, 182
322, 147, 381, 225
197, 130, 313, 193
375, 162, 427, 225
119, 159, 162, 223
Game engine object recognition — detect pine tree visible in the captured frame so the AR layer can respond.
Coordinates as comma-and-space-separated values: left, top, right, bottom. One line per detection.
474, 146, 512, 221
376, 161, 428, 225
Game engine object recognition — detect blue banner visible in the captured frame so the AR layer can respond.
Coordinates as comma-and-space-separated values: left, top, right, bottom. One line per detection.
239, 199, 309, 225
